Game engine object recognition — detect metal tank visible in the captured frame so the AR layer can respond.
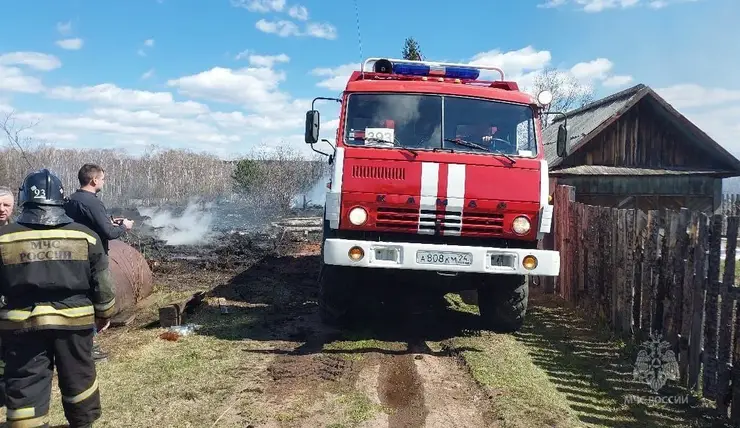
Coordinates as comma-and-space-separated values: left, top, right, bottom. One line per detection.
108, 240, 154, 314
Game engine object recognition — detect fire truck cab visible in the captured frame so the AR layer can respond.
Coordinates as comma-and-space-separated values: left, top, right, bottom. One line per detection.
305, 57, 568, 332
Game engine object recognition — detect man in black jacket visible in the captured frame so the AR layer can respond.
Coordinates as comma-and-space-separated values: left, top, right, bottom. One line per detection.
64, 163, 133, 362
0, 168, 116, 428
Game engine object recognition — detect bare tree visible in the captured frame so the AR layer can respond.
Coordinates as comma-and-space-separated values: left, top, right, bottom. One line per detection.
1, 111, 40, 170
531, 67, 594, 128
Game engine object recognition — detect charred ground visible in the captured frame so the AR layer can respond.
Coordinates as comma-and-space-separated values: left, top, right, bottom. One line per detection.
20, 207, 729, 427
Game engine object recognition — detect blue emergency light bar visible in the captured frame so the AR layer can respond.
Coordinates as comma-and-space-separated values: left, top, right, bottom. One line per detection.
392, 63, 480, 80
362, 57, 505, 81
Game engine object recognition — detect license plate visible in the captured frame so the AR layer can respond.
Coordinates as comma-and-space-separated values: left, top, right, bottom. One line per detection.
375, 247, 399, 262
416, 250, 472, 266
490, 254, 514, 267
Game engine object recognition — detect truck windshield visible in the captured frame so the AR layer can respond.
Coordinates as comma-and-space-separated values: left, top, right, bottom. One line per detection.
343, 93, 537, 156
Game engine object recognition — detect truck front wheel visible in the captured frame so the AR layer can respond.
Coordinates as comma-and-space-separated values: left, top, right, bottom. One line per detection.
318, 264, 355, 327
477, 275, 529, 333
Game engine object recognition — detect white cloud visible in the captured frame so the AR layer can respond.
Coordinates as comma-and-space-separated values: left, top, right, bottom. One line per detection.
288, 5, 309, 20
603, 75, 634, 87
0, 52, 61, 71
138, 39, 155, 56
653, 85, 740, 157
231, 0, 286, 12
311, 63, 360, 92
235, 0, 336, 40
56, 21, 72, 35
537, 0, 698, 12
0, 52, 61, 94
47, 83, 210, 116
570, 58, 612, 81
0, 66, 45, 94
56, 38, 84, 50
255, 19, 337, 39
247, 53, 290, 67
0, 50, 327, 159
141, 69, 155, 79
654, 84, 740, 109
304, 22, 337, 40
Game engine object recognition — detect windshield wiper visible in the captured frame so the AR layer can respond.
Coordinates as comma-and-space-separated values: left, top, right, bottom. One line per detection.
364, 137, 418, 156
444, 138, 515, 164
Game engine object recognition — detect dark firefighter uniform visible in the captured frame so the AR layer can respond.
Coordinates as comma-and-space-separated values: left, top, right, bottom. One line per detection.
0, 169, 116, 428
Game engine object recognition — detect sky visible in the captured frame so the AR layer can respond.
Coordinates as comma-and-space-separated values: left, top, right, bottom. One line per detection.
0, 0, 738, 160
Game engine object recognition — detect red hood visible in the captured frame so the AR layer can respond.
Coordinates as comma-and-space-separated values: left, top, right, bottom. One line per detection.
336, 147, 543, 239
341, 147, 541, 203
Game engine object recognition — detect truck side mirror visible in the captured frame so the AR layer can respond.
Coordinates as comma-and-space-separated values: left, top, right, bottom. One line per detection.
556, 124, 568, 158
305, 110, 320, 145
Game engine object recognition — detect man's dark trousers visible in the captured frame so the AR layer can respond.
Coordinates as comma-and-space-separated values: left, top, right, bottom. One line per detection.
3, 329, 101, 428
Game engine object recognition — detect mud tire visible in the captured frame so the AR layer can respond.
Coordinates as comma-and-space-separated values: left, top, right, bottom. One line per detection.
477, 275, 529, 333
318, 264, 355, 327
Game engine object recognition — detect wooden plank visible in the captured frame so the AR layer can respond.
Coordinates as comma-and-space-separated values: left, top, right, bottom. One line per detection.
623, 209, 636, 335
702, 214, 723, 399
717, 216, 738, 415
613, 209, 625, 331
566, 186, 576, 302
599, 206, 610, 322
158, 291, 207, 328
688, 214, 708, 391
663, 210, 680, 342
656, 209, 672, 336
611, 207, 620, 328
679, 211, 697, 386
641, 210, 659, 338
586, 205, 598, 317
633, 211, 648, 335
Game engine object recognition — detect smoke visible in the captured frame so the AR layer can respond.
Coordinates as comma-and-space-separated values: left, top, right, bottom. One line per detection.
291, 171, 329, 208
139, 199, 215, 246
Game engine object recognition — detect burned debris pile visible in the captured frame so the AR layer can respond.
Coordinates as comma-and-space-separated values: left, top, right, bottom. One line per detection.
117, 210, 324, 274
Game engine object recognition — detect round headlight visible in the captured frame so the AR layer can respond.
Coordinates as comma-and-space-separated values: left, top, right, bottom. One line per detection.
348, 207, 368, 225
512, 216, 531, 235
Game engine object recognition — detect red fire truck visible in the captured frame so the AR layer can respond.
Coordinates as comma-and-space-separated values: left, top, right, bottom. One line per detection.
305, 57, 568, 332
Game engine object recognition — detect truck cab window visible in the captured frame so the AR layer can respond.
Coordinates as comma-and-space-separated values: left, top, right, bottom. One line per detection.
443, 96, 537, 156
343, 93, 536, 157
344, 94, 442, 149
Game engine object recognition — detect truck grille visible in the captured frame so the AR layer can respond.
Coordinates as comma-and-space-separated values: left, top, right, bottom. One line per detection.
419, 209, 462, 234
376, 207, 417, 230
374, 206, 505, 235
462, 212, 505, 233
351, 165, 406, 180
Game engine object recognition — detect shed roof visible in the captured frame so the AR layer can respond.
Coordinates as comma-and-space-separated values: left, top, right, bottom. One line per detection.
542, 83, 740, 174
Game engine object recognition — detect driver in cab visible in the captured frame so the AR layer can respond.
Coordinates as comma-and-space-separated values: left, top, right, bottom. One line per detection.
454, 124, 517, 154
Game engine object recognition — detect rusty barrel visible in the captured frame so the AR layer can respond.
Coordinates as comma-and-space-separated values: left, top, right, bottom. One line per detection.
108, 240, 154, 314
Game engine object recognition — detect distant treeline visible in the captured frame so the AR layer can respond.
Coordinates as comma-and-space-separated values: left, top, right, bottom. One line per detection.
0, 144, 329, 209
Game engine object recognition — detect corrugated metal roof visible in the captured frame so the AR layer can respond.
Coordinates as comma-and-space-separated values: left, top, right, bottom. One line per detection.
550, 165, 737, 176
543, 84, 645, 166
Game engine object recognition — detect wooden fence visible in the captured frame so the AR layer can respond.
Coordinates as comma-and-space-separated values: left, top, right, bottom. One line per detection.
546, 184, 740, 421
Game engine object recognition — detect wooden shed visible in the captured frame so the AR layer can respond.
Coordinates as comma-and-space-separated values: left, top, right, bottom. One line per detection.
543, 83, 740, 213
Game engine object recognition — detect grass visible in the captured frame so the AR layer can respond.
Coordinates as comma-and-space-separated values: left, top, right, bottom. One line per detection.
0, 265, 726, 427
445, 290, 723, 428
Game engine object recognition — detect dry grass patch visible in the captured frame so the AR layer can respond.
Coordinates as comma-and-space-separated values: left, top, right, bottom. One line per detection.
446, 289, 725, 428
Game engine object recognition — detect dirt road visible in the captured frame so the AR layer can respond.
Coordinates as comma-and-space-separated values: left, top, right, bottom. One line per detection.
13, 239, 726, 427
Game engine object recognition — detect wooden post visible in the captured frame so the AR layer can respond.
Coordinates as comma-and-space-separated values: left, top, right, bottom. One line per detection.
718, 216, 738, 415
688, 214, 708, 391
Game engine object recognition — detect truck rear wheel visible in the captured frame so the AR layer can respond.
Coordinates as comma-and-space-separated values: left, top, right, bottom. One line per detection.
477, 275, 529, 333
318, 264, 355, 327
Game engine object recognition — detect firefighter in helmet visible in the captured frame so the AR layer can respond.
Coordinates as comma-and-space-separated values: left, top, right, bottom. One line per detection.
0, 168, 115, 428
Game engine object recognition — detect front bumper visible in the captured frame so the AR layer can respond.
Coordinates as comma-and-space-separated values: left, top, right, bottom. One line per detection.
323, 238, 561, 276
